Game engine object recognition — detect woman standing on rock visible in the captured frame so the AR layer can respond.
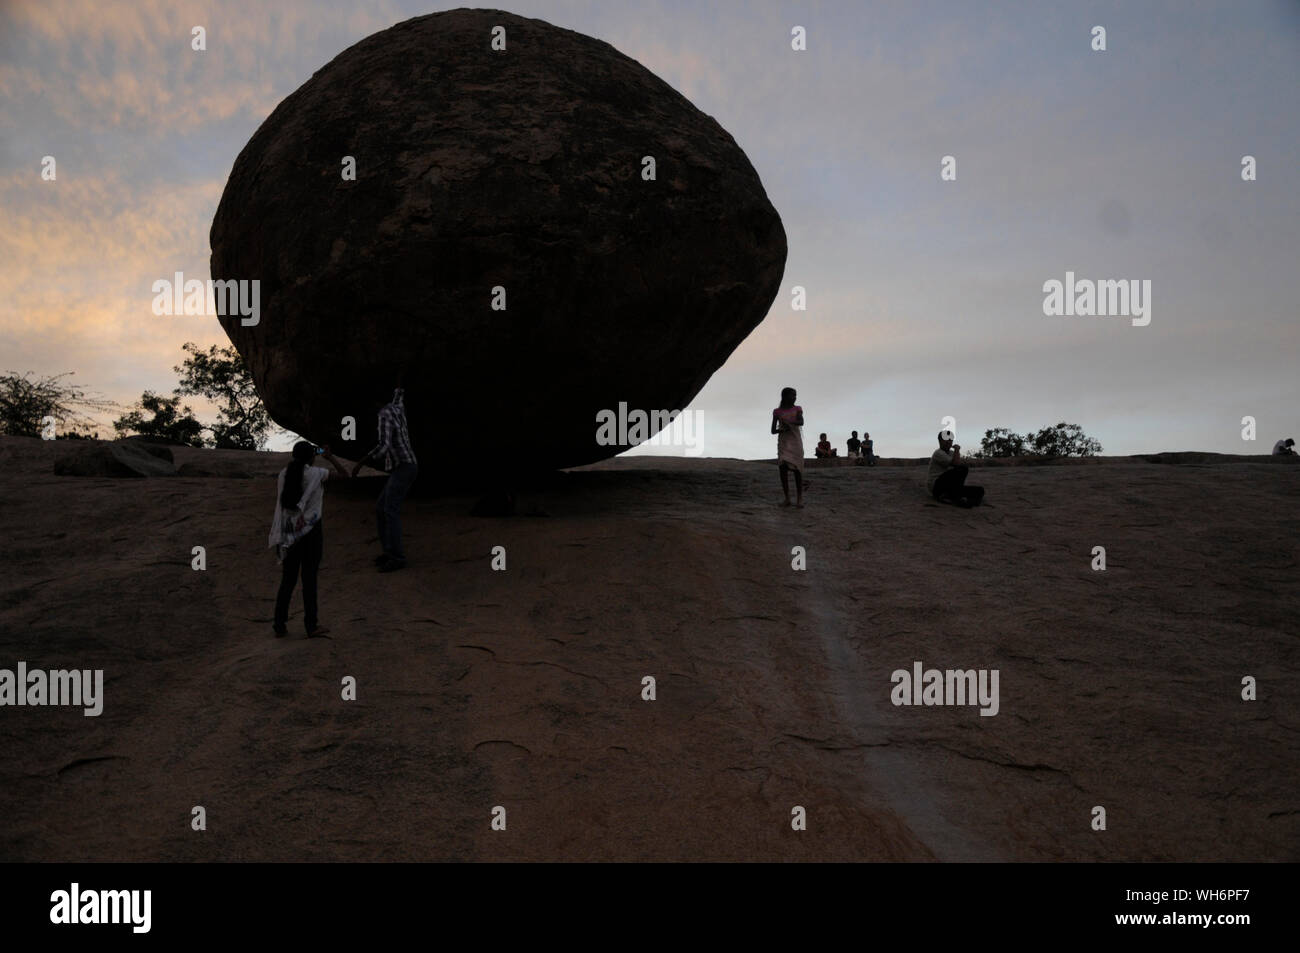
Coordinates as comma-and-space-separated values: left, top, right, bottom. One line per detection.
771, 387, 805, 507
269, 441, 350, 637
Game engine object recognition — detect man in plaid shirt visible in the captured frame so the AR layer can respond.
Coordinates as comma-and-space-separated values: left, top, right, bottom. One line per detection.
353, 386, 419, 572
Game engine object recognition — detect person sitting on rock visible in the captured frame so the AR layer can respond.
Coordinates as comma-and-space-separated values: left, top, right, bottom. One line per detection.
846, 431, 862, 459
927, 430, 983, 506
862, 431, 876, 466
815, 434, 836, 458
1273, 437, 1296, 456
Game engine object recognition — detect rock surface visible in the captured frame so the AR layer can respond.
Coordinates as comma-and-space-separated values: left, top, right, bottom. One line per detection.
53, 440, 176, 477
3, 435, 1297, 860
210, 8, 786, 471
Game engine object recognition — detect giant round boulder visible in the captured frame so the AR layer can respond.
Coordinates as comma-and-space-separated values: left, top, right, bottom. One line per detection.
210, 8, 786, 471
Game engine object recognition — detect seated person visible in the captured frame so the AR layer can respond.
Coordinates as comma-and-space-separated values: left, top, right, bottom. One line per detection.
815, 433, 835, 458
846, 431, 862, 458
862, 432, 876, 466
1273, 438, 1296, 456
927, 431, 984, 507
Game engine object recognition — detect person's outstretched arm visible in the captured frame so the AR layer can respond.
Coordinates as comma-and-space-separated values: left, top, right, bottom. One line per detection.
353, 410, 392, 476
320, 446, 350, 479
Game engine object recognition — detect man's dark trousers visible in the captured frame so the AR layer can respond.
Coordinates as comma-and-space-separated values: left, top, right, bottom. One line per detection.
933, 464, 984, 506
378, 462, 419, 560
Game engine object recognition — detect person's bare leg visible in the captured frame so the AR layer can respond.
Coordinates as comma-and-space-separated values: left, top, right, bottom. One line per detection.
779, 462, 791, 505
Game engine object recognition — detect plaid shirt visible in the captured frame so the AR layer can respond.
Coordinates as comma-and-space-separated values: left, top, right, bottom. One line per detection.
366, 389, 417, 470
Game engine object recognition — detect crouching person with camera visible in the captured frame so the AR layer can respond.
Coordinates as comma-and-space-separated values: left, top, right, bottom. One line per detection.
927, 431, 984, 507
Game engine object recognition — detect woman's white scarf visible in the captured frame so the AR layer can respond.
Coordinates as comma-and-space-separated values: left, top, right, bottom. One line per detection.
268, 466, 325, 562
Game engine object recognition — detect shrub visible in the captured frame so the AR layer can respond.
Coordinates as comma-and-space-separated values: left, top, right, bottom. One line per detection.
1028, 422, 1103, 458
974, 423, 1102, 459
0, 371, 114, 439
113, 390, 206, 446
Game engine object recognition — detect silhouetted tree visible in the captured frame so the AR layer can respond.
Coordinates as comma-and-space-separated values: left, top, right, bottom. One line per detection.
977, 428, 1029, 458
174, 343, 270, 450
1028, 422, 1102, 458
971, 423, 1102, 458
113, 390, 206, 446
0, 371, 114, 439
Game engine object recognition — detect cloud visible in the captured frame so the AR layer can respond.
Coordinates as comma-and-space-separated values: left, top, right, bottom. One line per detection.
0, 0, 408, 135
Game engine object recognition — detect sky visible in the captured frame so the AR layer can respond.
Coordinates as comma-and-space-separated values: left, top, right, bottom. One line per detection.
1, 0, 1297, 458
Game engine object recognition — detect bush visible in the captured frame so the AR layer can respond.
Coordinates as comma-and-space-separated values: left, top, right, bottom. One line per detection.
0, 371, 115, 439
113, 390, 206, 447
2, 345, 274, 449
977, 428, 1028, 458
1029, 422, 1103, 458
974, 422, 1102, 459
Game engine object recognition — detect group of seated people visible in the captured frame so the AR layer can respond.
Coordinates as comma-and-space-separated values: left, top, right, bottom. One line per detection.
804, 426, 985, 506
815, 430, 877, 465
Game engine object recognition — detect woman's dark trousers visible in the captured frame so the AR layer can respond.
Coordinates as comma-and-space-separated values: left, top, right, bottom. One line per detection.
275, 524, 323, 632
